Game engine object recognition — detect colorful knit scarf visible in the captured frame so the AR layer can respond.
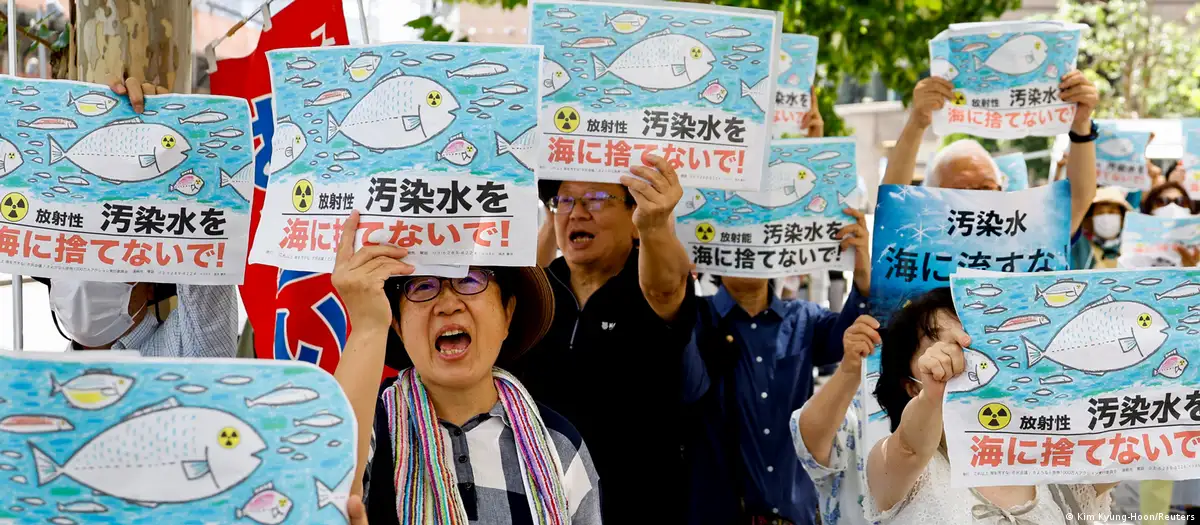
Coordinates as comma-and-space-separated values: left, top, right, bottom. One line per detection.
382, 367, 569, 525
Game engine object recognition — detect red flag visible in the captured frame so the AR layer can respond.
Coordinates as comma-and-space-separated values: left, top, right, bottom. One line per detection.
210, 0, 350, 374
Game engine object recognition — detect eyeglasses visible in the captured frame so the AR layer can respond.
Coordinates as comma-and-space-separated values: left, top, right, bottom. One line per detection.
547, 192, 623, 215
401, 268, 494, 303
1154, 195, 1187, 207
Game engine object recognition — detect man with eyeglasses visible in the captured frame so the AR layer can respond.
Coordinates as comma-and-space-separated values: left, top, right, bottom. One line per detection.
514, 155, 696, 523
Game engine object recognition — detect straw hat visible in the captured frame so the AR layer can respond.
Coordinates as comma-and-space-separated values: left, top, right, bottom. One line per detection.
1091, 186, 1132, 212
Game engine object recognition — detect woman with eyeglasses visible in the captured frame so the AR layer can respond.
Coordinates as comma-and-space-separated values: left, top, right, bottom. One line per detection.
330, 211, 602, 525
1137, 181, 1198, 267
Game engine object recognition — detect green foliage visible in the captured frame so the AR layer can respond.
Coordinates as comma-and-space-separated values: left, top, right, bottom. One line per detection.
1049, 0, 1200, 118
408, 15, 467, 42
0, 11, 71, 77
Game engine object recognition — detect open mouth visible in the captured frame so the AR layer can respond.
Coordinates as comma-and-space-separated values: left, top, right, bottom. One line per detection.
435, 325, 472, 358
567, 230, 595, 248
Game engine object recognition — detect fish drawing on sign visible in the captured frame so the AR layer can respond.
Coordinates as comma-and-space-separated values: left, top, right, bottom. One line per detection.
315, 468, 354, 520
1180, 314, 1200, 325
985, 314, 1050, 333
50, 186, 69, 194
561, 27, 581, 34
592, 30, 715, 91
483, 82, 529, 95
302, 80, 322, 88
285, 76, 304, 84
50, 369, 134, 410
304, 88, 352, 107
1022, 296, 1169, 374
56, 501, 107, 513
282, 431, 320, 445
427, 53, 455, 61
12, 86, 39, 96
1097, 137, 1135, 159
1100, 278, 1117, 285
1154, 350, 1188, 379
217, 375, 253, 386
471, 97, 504, 108
675, 188, 707, 218
725, 160, 816, 208
1137, 278, 1163, 286
562, 37, 617, 49
178, 110, 229, 125
605, 11, 648, 34
983, 306, 1008, 314
333, 151, 361, 161
344, 52, 382, 82
946, 348, 998, 393
698, 79, 728, 104
220, 163, 253, 202
210, 127, 245, 138
740, 77, 769, 112
966, 283, 1003, 297
964, 301, 987, 310
1112, 286, 1132, 292
163, 103, 186, 110
0, 137, 23, 177
972, 34, 1049, 76
287, 58, 317, 70
1039, 374, 1073, 385
66, 92, 118, 117
176, 384, 208, 394
327, 69, 459, 150
30, 398, 266, 505
157, 373, 182, 382
1035, 279, 1087, 307
294, 411, 344, 428
447, 60, 509, 78
1156, 281, 1199, 300
0, 415, 75, 434
436, 133, 477, 166
604, 87, 631, 96
17, 117, 77, 130
269, 117, 307, 173
546, 7, 577, 18
734, 44, 763, 53
706, 26, 751, 39
237, 482, 293, 525
401, 59, 422, 67
495, 126, 537, 171
807, 196, 828, 213
245, 382, 319, 408
169, 170, 205, 196
20, 104, 42, 111
929, 58, 959, 81
201, 139, 227, 149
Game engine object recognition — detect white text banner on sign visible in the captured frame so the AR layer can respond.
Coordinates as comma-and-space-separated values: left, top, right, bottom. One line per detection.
530, 0, 782, 191
249, 42, 543, 273
946, 268, 1200, 487
929, 21, 1086, 139
1119, 212, 1200, 269
0, 76, 254, 284
675, 137, 857, 277
771, 34, 817, 138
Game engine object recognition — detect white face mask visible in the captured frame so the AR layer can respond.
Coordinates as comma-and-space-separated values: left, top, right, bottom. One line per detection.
1153, 203, 1191, 218
1091, 213, 1123, 239
49, 280, 142, 347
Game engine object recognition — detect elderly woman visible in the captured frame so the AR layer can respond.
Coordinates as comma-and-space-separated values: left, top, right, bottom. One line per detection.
865, 288, 1115, 525
332, 211, 601, 525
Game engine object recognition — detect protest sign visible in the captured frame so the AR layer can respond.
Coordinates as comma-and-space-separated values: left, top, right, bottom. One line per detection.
1094, 122, 1152, 191
869, 181, 1072, 323
993, 152, 1029, 192
1119, 212, 1200, 269
772, 34, 818, 137
0, 76, 253, 284
1183, 119, 1200, 200
945, 268, 1200, 487
249, 42, 542, 274
675, 138, 857, 277
0, 350, 355, 522
530, 0, 781, 190
929, 21, 1085, 139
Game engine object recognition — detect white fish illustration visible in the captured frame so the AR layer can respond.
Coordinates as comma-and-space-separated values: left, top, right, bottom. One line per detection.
327, 69, 459, 150
546, 7, 577, 18
217, 375, 253, 386
245, 382, 319, 408
302, 80, 322, 88
50, 186, 69, 194
946, 348, 998, 393
1113, 286, 1132, 292
726, 54, 747, 62
929, 58, 959, 81
726, 160, 816, 208
0, 414, 74, 434
202, 139, 227, 149
237, 482, 293, 525
605, 11, 648, 34
31, 398, 266, 505
163, 103, 186, 110
178, 110, 228, 125
292, 453, 308, 461
176, 384, 208, 394
1013, 377, 1032, 384
270, 117, 307, 173
1035, 279, 1087, 307
983, 306, 1008, 314
808, 151, 840, 162
12, 86, 39, 96
20, 497, 44, 506
48, 517, 76, 525
328, 441, 342, 447
593, 29, 715, 91
972, 34, 1048, 76
471, 96, 504, 108
427, 53, 455, 61
220, 162, 254, 202
964, 301, 987, 310
1154, 350, 1188, 379
698, 79, 728, 104
1180, 314, 1200, 325
495, 126, 537, 171
282, 431, 319, 445
333, 151, 361, 161
997, 356, 1015, 361
484, 82, 529, 95
1156, 281, 1199, 300
315, 468, 354, 520
344, 52, 382, 82
1023, 296, 1169, 374
304, 88, 352, 107
675, 188, 707, 218
985, 314, 1050, 333
169, 169, 205, 197
734, 44, 764, 53
1045, 64, 1059, 79
706, 26, 751, 39
287, 58, 317, 70
448, 59, 508, 78
1033, 389, 1053, 396
156, 373, 182, 382
1097, 137, 1135, 158
57, 501, 107, 513
285, 76, 303, 84
740, 76, 769, 112
1039, 375, 1073, 385
1137, 278, 1163, 286
210, 128, 245, 138
466, 107, 481, 114
401, 59, 422, 67
50, 369, 134, 410
17, 117, 77, 130
436, 133, 477, 166
1100, 278, 1117, 285
278, 447, 294, 454
966, 283, 1003, 297
562, 37, 617, 49
604, 87, 632, 96
294, 411, 344, 428
48, 116, 193, 183
542, 59, 568, 95
391, 51, 407, 58
66, 91, 118, 117
0, 137, 24, 177
11, 475, 26, 483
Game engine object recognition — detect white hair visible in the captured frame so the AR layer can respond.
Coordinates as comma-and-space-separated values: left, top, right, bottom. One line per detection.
924, 139, 1001, 188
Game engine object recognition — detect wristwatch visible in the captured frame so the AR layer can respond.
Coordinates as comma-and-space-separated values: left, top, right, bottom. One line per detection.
1068, 120, 1099, 143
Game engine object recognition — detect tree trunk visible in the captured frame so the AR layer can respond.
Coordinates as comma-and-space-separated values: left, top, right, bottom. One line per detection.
73, 0, 191, 91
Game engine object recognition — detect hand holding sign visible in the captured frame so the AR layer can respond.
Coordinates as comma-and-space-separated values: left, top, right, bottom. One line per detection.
1059, 71, 1098, 134
836, 207, 871, 295
330, 210, 414, 332
110, 77, 170, 113
841, 315, 881, 376
916, 325, 970, 401
624, 155, 684, 235
911, 77, 954, 129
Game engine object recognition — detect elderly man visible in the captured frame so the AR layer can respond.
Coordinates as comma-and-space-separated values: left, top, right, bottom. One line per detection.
514, 156, 695, 523
789, 71, 1099, 525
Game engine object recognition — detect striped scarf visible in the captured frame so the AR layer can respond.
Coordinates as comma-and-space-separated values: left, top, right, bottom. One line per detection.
382, 367, 570, 525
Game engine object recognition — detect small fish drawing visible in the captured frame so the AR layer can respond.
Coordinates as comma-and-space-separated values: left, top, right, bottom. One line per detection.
478, 113, 492, 120
806, 195, 827, 213
50, 186, 69, 194
1001, 345, 1018, 351
964, 301, 987, 310
246, 382, 319, 408
1180, 314, 1200, 325
333, 151, 361, 161
436, 133, 477, 166
217, 375, 253, 386
57, 501, 107, 513
427, 53, 456, 61
163, 103, 186, 110
984, 314, 1049, 333
598, 97, 615, 104
1034, 279, 1087, 308
294, 411, 344, 428
1137, 277, 1163, 286
997, 356, 1015, 361
1045, 64, 1059, 79
605, 11, 648, 34
66, 91, 117, 117
344, 52, 382, 82
328, 165, 344, 172
546, 7, 577, 19
545, 22, 562, 29
471, 96, 504, 108
966, 284, 1003, 297
1112, 286, 1132, 292
282, 431, 320, 445
1097, 137, 1135, 158
706, 26, 751, 39
302, 80, 323, 88
483, 82, 529, 95
562, 27, 580, 33
304, 88, 352, 107
699, 79, 728, 104
278, 447, 294, 454
237, 482, 293, 525
466, 107, 481, 114
0, 414, 74, 434
19, 104, 40, 111
1013, 377, 1032, 384
169, 170, 205, 197
17, 117, 77, 130
1100, 278, 1117, 285
328, 440, 343, 447
201, 139, 228, 149
1154, 350, 1188, 379
292, 454, 308, 461
390, 51, 407, 58
210, 127, 245, 139
285, 75, 304, 84
19, 497, 44, 506
508, 104, 523, 111
50, 369, 134, 410
0, 464, 13, 471
671, 22, 685, 27
1039, 375, 1073, 385
604, 87, 632, 96
983, 306, 1008, 314
178, 110, 229, 125
960, 42, 989, 53
447, 60, 508, 78
1156, 281, 1199, 300
733, 44, 764, 53
176, 384, 208, 394
1033, 389, 1053, 396
49, 517, 76, 525
12, 86, 39, 96
692, 18, 712, 25
287, 58, 317, 70
156, 373, 182, 382
726, 54, 747, 62
11, 475, 26, 483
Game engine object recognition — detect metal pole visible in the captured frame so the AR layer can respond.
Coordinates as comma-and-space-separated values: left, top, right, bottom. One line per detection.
355, 0, 371, 44
36, 5, 46, 78
7, 0, 22, 352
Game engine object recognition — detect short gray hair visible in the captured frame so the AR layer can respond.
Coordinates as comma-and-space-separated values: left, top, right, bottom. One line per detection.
924, 139, 1001, 188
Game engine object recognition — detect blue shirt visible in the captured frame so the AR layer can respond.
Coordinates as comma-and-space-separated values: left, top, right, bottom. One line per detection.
684, 285, 866, 524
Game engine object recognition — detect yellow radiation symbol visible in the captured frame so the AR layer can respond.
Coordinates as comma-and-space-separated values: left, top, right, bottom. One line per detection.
292, 179, 314, 212
951, 92, 967, 106
160, 135, 176, 149
978, 403, 1011, 430
797, 169, 808, 180
690, 46, 703, 59
554, 106, 580, 133
1, 192, 28, 222
1137, 313, 1153, 328
218, 427, 241, 449
695, 222, 715, 243
294, 135, 302, 145
426, 90, 443, 107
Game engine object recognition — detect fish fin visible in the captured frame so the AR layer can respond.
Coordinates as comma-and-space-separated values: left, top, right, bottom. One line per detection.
125, 500, 159, 509
125, 397, 180, 420
973, 55, 984, 72
592, 53, 610, 80
1084, 371, 1106, 377
1021, 336, 1044, 367
245, 397, 256, 408
543, 79, 554, 89
253, 482, 274, 494
376, 68, 404, 87
48, 136, 64, 165
984, 326, 997, 333
65, 91, 74, 106
326, 110, 341, 142
16, 120, 29, 127
495, 131, 512, 157
1082, 295, 1115, 311
29, 443, 63, 486
783, 187, 795, 195
671, 64, 687, 76
181, 460, 211, 481
968, 371, 978, 382
1168, 349, 1179, 357
138, 154, 157, 169
643, 87, 659, 93
315, 477, 334, 509
1033, 285, 1043, 301
603, 13, 612, 26
1119, 337, 1139, 353
106, 116, 143, 126
740, 80, 753, 98
342, 57, 349, 73
49, 373, 61, 398
236, 508, 244, 519
402, 115, 422, 132
220, 169, 232, 187
648, 28, 671, 38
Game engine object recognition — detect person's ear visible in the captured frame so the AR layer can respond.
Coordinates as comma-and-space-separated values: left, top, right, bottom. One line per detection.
904, 379, 921, 398
504, 295, 516, 327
